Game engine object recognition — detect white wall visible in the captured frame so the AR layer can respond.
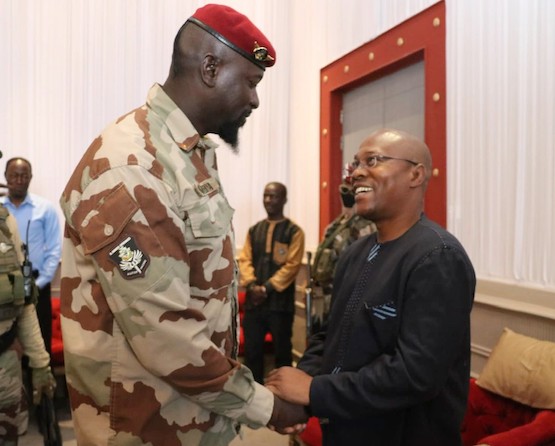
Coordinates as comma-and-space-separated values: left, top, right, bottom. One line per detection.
1, 0, 554, 303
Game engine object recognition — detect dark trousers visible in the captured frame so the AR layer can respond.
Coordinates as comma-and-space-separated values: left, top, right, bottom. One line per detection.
242, 308, 294, 383
36, 283, 52, 356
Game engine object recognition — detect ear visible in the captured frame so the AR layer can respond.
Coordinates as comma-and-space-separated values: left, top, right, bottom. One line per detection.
201, 55, 218, 87
409, 164, 427, 188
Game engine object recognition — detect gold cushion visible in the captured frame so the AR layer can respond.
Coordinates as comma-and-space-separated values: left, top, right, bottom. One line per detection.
476, 328, 555, 409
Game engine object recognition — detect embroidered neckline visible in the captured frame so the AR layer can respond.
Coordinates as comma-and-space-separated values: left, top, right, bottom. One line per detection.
366, 243, 381, 262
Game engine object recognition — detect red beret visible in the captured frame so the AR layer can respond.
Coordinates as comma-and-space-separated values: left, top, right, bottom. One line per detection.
188, 3, 276, 70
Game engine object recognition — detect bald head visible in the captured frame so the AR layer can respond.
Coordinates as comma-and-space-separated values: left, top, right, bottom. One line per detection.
352, 128, 433, 240
360, 129, 432, 187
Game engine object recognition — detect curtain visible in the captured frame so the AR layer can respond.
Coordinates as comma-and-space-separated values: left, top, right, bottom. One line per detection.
1, 0, 554, 292
446, 0, 555, 289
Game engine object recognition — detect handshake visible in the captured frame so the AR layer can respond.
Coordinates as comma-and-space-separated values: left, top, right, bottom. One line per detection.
265, 366, 313, 434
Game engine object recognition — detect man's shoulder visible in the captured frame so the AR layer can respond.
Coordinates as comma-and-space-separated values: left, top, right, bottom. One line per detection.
283, 218, 304, 234
403, 216, 471, 261
249, 219, 268, 230
27, 192, 56, 206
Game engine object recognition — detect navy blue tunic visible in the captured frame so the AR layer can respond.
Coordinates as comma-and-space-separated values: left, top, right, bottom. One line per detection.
299, 215, 476, 446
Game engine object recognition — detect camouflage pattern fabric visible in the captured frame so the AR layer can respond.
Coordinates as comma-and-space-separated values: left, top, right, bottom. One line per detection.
0, 348, 27, 442
0, 210, 48, 441
311, 213, 376, 330
59, 83, 274, 445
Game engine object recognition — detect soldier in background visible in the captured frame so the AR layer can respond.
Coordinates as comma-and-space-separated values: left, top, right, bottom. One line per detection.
2, 157, 62, 356
0, 204, 55, 445
310, 167, 376, 332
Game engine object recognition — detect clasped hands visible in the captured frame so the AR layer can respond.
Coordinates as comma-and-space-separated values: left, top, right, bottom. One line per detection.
265, 366, 313, 434
249, 284, 267, 306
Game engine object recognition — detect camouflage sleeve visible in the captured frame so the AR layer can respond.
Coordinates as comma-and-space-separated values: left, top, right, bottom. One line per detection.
266, 227, 305, 292
5, 214, 24, 263
17, 304, 50, 369
64, 164, 273, 426
352, 216, 376, 240
237, 232, 257, 287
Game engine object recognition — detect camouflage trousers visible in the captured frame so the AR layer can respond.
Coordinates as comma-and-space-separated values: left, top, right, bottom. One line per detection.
0, 347, 29, 444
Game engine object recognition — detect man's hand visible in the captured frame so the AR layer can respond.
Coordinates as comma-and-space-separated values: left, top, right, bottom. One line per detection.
250, 285, 267, 305
32, 365, 56, 405
268, 394, 308, 433
265, 366, 312, 406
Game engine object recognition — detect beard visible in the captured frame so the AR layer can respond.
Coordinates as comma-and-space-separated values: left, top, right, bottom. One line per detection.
218, 120, 242, 154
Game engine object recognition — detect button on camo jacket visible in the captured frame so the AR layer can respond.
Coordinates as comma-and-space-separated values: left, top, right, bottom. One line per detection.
59, 84, 274, 445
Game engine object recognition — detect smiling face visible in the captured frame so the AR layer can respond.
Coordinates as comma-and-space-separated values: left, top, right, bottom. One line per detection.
351, 129, 430, 230
263, 182, 287, 220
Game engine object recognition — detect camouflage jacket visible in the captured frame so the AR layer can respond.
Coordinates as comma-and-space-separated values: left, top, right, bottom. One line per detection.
312, 213, 375, 288
59, 83, 274, 445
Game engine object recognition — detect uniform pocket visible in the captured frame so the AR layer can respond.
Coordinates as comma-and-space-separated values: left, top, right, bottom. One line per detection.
77, 183, 139, 255
187, 194, 234, 239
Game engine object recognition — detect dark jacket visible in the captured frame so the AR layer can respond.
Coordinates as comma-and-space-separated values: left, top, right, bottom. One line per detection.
298, 215, 476, 446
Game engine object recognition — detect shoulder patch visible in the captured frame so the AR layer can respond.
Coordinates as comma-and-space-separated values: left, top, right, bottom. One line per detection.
109, 235, 150, 279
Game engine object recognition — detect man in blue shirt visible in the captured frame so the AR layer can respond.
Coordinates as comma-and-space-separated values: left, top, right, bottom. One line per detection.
2, 157, 62, 354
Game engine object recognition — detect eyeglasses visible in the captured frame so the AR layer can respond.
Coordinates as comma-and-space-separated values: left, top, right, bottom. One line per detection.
351, 154, 419, 170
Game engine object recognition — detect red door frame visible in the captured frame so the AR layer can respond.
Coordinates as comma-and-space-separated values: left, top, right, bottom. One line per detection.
319, 1, 446, 235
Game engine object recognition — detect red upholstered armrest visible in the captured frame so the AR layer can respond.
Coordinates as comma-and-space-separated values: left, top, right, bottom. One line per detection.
478, 410, 555, 446
462, 378, 537, 445
462, 378, 555, 446
50, 298, 64, 366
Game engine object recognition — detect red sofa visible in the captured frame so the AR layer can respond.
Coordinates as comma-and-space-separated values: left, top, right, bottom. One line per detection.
298, 378, 555, 446
460, 378, 555, 446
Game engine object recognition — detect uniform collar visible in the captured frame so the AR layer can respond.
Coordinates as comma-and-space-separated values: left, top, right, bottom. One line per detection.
146, 83, 218, 153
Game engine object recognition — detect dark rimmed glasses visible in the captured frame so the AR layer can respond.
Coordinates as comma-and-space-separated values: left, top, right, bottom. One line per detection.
352, 154, 419, 170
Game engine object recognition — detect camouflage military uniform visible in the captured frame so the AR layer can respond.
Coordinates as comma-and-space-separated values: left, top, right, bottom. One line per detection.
311, 213, 375, 331
0, 206, 50, 443
59, 84, 274, 445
